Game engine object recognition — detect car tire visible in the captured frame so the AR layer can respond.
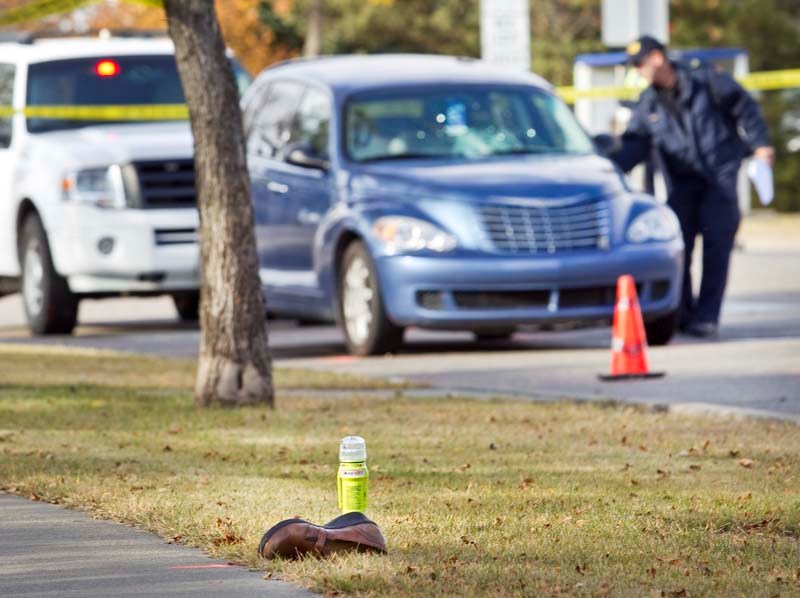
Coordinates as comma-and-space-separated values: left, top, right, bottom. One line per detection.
172, 292, 200, 321
19, 214, 78, 335
338, 240, 404, 356
645, 310, 678, 346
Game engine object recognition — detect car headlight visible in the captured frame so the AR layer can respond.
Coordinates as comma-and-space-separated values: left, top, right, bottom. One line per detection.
62, 165, 129, 209
626, 207, 681, 243
372, 216, 457, 254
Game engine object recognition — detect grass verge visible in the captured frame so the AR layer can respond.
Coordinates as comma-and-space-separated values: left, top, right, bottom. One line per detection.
0, 346, 798, 597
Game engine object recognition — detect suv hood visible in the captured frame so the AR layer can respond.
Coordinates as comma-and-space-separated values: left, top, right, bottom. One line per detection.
30, 121, 193, 167
349, 154, 626, 202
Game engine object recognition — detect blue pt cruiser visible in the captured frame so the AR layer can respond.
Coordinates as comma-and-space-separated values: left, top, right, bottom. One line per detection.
242, 55, 684, 355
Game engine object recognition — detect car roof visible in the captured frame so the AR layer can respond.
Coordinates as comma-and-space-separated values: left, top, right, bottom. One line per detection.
0, 36, 175, 64
263, 54, 553, 94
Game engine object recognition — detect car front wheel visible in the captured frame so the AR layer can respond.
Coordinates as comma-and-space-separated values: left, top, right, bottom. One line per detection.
338, 241, 403, 356
645, 310, 678, 346
20, 215, 78, 335
172, 292, 200, 321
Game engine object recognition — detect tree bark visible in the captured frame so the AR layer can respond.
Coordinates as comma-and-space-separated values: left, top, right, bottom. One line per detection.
304, 0, 323, 57
163, 0, 273, 407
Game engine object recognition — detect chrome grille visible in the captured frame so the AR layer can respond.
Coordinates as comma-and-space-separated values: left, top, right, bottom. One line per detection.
133, 159, 196, 209
479, 197, 610, 254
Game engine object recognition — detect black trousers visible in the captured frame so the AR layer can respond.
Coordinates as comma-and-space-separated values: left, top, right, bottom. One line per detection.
667, 169, 741, 326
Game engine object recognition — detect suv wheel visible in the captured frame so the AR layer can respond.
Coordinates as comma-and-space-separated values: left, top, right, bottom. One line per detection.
645, 310, 678, 346
172, 292, 200, 321
20, 215, 78, 335
338, 241, 403, 356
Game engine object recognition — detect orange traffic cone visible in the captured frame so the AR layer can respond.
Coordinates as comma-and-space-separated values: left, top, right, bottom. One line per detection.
598, 275, 665, 381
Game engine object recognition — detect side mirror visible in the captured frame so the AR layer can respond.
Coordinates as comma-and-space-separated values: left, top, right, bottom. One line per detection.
284, 142, 329, 171
593, 133, 617, 157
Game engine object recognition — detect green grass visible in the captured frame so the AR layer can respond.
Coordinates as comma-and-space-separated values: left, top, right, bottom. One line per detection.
0, 345, 798, 597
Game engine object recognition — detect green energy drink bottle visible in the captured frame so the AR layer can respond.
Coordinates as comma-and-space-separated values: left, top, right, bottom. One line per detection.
337, 436, 368, 513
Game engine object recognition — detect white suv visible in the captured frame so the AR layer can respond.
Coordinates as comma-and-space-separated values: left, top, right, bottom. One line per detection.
0, 35, 249, 334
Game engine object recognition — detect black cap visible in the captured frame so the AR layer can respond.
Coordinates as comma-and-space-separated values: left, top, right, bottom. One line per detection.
625, 35, 666, 66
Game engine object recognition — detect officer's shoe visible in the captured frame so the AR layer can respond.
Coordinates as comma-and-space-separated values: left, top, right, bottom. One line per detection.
682, 321, 719, 338
258, 512, 387, 559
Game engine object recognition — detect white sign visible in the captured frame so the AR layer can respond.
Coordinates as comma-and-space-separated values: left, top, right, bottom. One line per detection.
480, 0, 530, 72
601, 0, 669, 48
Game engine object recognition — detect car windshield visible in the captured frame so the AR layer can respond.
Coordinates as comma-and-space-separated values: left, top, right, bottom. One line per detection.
346, 86, 594, 162
26, 54, 252, 133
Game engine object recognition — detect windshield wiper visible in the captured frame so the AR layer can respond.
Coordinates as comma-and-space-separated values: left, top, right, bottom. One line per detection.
491, 147, 553, 156
359, 153, 436, 163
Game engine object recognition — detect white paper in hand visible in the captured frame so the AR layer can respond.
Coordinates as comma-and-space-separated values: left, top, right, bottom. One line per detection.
747, 158, 774, 206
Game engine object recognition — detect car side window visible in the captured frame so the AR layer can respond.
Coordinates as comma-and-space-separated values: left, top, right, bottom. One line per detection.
0, 63, 14, 149
245, 79, 304, 160
290, 87, 331, 160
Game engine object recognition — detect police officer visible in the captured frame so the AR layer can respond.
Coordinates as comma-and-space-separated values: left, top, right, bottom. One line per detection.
610, 36, 774, 337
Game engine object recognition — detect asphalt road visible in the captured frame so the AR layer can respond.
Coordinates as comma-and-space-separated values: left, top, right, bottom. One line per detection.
1, 218, 798, 421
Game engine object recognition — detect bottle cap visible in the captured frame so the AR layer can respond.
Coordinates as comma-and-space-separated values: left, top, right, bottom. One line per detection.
339, 436, 367, 462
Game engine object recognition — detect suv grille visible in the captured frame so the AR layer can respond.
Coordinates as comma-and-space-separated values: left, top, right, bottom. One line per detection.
133, 159, 196, 209
479, 197, 610, 254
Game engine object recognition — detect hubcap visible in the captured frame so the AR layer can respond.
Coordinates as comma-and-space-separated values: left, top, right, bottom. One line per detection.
23, 238, 45, 318
342, 256, 374, 345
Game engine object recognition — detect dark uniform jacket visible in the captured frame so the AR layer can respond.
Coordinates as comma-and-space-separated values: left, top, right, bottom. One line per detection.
611, 62, 770, 188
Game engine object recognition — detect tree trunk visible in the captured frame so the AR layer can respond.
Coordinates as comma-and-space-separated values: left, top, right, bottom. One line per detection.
163, 0, 273, 407
304, 0, 323, 57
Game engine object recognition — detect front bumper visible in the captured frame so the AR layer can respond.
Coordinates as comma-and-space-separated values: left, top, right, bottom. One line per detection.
376, 240, 683, 330
49, 205, 200, 294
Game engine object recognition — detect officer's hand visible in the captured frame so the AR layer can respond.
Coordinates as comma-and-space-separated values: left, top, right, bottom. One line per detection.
754, 146, 775, 167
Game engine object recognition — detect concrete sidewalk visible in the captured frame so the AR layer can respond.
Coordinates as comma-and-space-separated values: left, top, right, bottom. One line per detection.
0, 493, 313, 598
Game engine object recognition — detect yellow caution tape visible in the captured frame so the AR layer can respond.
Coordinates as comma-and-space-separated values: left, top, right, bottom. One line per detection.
557, 68, 800, 104
556, 86, 641, 103
740, 68, 800, 91
0, 104, 188, 120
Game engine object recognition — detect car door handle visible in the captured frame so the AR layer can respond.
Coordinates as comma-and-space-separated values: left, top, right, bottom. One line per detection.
298, 208, 321, 225
267, 181, 289, 194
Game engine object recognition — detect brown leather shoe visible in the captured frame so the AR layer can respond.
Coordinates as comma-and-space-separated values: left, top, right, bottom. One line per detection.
258, 512, 387, 559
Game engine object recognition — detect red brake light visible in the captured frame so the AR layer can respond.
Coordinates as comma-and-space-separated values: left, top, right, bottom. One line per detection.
95, 59, 120, 78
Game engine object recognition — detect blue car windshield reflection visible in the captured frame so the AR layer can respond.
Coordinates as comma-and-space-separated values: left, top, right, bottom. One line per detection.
346, 86, 594, 162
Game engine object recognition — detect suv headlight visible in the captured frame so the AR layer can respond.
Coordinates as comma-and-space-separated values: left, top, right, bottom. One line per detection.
372, 216, 457, 254
626, 207, 681, 243
62, 165, 129, 209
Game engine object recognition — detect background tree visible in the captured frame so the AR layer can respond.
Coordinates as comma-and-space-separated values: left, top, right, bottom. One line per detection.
87, 0, 296, 74
162, 0, 273, 407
